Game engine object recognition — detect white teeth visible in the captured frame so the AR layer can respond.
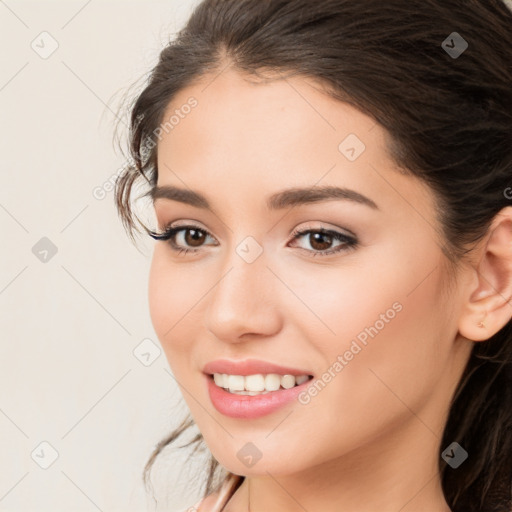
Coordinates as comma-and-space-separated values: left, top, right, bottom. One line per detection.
245, 374, 265, 392
264, 374, 281, 391
228, 375, 245, 392
281, 375, 296, 389
212, 373, 311, 393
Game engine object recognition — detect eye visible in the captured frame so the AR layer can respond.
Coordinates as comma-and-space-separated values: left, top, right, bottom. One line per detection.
148, 223, 358, 258
148, 224, 217, 255
288, 226, 358, 257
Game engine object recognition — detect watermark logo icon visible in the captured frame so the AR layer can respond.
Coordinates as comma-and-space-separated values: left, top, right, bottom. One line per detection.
133, 338, 161, 367
338, 134, 366, 162
236, 236, 263, 264
441, 442, 468, 469
31, 31, 59, 59
442, 32, 468, 59
32, 237, 58, 263
31, 441, 59, 469
237, 442, 262, 468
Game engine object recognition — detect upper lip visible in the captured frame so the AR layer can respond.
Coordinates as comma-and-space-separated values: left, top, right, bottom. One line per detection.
203, 358, 313, 377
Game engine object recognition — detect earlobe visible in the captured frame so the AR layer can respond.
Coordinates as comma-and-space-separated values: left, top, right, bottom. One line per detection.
458, 206, 512, 342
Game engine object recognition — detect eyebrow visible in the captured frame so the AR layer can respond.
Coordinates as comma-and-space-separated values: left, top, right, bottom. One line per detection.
149, 184, 379, 211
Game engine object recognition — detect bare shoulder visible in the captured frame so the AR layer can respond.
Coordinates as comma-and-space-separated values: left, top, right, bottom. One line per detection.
190, 490, 222, 511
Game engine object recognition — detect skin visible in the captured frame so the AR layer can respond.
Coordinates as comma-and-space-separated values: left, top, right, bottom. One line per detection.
148, 65, 512, 512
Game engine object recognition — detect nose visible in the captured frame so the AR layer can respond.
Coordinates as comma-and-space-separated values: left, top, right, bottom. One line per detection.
204, 248, 283, 343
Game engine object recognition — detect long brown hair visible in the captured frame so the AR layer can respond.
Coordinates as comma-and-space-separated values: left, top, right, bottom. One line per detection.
113, 1, 512, 509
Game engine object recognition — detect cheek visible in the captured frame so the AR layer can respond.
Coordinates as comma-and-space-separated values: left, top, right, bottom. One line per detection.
148, 251, 197, 354
148, 249, 215, 373
302, 260, 449, 426
289, 235, 446, 362
148, 252, 172, 340
290, 242, 450, 403
267, 273, 450, 471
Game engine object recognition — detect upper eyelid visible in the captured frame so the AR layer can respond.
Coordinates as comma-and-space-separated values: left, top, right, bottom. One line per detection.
157, 218, 355, 237
291, 222, 357, 239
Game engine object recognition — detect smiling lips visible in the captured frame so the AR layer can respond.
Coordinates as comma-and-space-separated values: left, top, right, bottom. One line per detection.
203, 358, 313, 394
203, 358, 314, 418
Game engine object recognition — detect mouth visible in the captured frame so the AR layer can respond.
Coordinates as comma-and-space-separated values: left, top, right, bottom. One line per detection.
205, 371, 315, 418
208, 372, 314, 396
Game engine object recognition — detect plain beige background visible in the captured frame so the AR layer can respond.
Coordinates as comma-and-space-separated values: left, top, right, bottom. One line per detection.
0, 1, 204, 511
1, 1, 511, 512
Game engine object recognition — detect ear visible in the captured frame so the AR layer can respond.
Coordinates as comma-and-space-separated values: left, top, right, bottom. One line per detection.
458, 206, 512, 342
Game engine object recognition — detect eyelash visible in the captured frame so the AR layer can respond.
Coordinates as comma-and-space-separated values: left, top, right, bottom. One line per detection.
148, 224, 358, 257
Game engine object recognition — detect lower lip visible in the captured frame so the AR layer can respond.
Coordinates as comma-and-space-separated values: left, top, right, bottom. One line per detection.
205, 374, 312, 419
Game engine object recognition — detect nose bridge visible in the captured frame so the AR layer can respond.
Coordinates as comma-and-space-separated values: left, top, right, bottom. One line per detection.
204, 238, 282, 340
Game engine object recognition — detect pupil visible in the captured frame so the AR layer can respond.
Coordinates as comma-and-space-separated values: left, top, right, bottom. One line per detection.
186, 229, 204, 247
311, 232, 331, 250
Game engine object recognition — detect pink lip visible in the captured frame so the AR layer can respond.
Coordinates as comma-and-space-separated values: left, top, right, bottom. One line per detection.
202, 358, 313, 377
205, 374, 312, 419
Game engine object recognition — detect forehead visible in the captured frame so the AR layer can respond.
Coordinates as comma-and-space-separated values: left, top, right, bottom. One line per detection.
154, 67, 436, 230
157, 68, 383, 183
159, 68, 377, 151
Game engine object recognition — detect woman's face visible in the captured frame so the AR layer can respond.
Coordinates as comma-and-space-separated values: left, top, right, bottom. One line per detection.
148, 68, 473, 477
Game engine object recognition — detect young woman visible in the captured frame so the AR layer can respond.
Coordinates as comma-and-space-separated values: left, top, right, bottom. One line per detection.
114, 0, 512, 510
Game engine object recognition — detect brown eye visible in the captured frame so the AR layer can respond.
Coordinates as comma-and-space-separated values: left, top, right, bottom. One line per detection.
289, 227, 358, 257
184, 228, 206, 247
308, 232, 334, 251
149, 224, 217, 254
